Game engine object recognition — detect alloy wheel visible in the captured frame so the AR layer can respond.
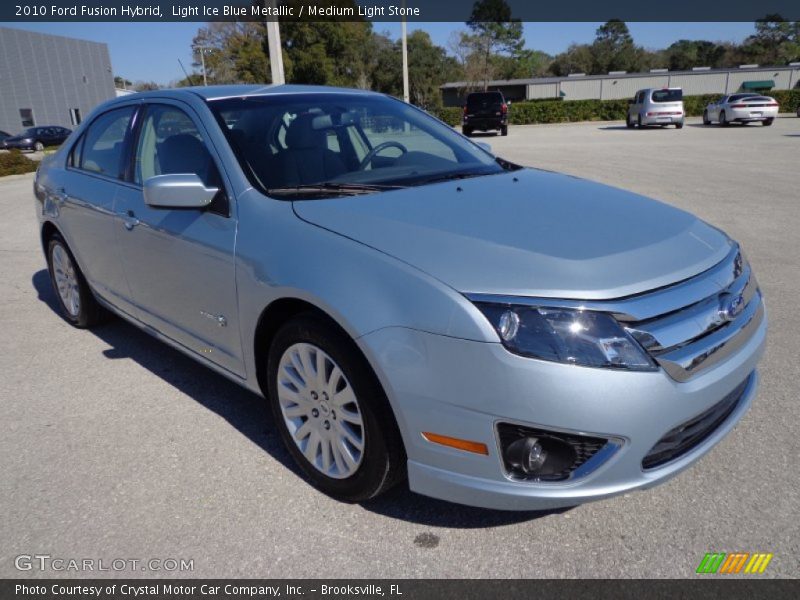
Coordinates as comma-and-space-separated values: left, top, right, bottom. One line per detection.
52, 243, 80, 317
276, 342, 365, 479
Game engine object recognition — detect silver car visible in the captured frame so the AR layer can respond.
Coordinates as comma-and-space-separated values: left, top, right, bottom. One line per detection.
627, 88, 685, 128
703, 93, 780, 126
34, 85, 765, 510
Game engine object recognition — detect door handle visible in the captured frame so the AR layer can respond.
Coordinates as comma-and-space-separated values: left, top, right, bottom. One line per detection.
119, 210, 140, 231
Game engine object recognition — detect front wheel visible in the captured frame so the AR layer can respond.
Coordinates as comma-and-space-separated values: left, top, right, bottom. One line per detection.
637, 114, 643, 128
34, 141, 44, 151
626, 114, 635, 128
267, 315, 406, 502
46, 234, 106, 328
703, 110, 711, 125
720, 111, 729, 127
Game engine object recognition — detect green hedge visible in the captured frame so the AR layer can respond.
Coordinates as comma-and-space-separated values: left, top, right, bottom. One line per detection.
431, 89, 800, 127
0, 150, 38, 177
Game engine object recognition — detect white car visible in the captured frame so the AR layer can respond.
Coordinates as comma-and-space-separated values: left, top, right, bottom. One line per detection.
703, 93, 779, 126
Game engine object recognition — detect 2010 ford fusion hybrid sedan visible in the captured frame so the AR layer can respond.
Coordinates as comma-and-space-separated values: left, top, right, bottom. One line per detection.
34, 85, 766, 510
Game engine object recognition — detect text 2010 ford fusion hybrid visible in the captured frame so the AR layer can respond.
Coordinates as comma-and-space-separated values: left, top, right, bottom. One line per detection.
34, 85, 766, 510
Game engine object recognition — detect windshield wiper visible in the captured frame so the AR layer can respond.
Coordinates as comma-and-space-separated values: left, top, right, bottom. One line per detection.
412, 170, 491, 186
266, 182, 403, 197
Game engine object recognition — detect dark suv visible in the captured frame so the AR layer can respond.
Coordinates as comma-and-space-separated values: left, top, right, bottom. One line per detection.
462, 91, 509, 137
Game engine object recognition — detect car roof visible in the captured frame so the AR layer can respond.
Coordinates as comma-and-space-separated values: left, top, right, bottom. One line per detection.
131, 84, 386, 102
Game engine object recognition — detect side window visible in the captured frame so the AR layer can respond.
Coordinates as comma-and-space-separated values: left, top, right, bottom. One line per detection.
77, 106, 135, 178
134, 104, 227, 216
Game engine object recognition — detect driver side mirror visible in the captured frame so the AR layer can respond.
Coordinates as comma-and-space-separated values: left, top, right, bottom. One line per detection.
144, 174, 218, 209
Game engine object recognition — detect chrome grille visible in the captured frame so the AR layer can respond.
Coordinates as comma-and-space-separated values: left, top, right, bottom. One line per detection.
622, 246, 764, 381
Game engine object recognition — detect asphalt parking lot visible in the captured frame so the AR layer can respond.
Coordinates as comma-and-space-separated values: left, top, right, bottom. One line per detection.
1, 116, 798, 578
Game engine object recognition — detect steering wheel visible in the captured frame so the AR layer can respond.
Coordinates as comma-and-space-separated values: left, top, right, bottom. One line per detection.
358, 141, 408, 170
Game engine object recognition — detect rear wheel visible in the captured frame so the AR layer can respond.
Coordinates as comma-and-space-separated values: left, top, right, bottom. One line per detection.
500, 125, 508, 136
675, 121, 684, 129
267, 314, 406, 502
462, 126, 472, 137
703, 110, 711, 125
762, 118, 773, 126
46, 234, 106, 328
720, 111, 729, 127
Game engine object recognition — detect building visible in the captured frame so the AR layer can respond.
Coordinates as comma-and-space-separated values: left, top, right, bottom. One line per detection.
0, 27, 115, 134
441, 64, 800, 106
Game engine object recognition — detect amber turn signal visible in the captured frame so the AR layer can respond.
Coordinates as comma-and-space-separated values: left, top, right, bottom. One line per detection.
421, 432, 489, 455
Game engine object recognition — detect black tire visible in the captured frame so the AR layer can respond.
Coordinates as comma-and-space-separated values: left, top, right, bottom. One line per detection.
34, 141, 44, 151
46, 233, 107, 328
266, 314, 406, 502
762, 118, 773, 126
675, 121, 684, 129
637, 114, 643, 128
703, 110, 710, 125
626, 114, 635, 128
462, 127, 472, 137
720, 111, 729, 127
500, 125, 508, 136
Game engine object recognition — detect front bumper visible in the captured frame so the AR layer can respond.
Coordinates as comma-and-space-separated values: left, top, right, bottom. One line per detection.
358, 312, 766, 510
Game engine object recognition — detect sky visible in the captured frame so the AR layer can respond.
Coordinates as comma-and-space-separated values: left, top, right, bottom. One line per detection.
3, 21, 758, 84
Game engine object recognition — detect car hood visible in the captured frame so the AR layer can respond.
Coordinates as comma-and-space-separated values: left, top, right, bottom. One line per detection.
292, 169, 732, 300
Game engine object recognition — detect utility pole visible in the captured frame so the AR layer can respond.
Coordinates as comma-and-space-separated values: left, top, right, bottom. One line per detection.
401, 3, 409, 103
193, 45, 209, 86
266, 0, 285, 84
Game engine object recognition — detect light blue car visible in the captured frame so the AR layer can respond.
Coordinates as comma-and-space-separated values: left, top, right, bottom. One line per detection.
34, 85, 766, 510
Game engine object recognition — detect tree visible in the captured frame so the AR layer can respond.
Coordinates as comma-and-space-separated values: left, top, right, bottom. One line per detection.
192, 22, 270, 84
465, 0, 524, 88
133, 81, 160, 91
591, 20, 642, 73
549, 44, 595, 76
742, 16, 800, 65
113, 75, 132, 89
665, 40, 728, 70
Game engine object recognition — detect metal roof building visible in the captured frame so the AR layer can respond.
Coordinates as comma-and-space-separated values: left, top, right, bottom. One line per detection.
441, 65, 800, 106
0, 27, 115, 134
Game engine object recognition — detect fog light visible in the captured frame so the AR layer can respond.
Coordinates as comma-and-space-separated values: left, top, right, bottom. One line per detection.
506, 437, 546, 474
504, 436, 578, 479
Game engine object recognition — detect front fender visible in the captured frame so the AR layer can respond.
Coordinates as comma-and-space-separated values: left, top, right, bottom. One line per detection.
234, 188, 497, 387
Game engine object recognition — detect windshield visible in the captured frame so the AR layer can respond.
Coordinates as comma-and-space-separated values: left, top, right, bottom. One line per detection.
650, 89, 682, 103
208, 93, 506, 198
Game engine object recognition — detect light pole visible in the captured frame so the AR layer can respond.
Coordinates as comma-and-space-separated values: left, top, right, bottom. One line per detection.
401, 3, 409, 103
193, 45, 210, 86
266, 0, 285, 84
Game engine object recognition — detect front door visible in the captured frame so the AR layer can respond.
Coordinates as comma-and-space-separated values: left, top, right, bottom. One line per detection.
114, 101, 244, 376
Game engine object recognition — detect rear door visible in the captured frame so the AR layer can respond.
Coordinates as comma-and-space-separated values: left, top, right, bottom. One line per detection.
467, 92, 503, 120
113, 100, 244, 376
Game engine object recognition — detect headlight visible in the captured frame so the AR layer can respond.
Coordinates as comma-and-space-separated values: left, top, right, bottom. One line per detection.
474, 303, 657, 371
